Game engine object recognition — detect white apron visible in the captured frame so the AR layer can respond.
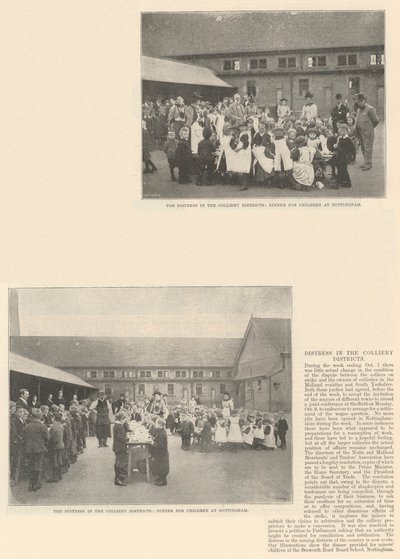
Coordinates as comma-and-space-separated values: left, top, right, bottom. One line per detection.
292, 146, 315, 186
272, 138, 293, 171
231, 132, 252, 174
216, 134, 232, 170
191, 122, 203, 154
252, 145, 274, 174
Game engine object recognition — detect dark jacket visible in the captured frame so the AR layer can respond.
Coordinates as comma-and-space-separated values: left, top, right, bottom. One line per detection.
175, 140, 192, 168
152, 427, 169, 479
331, 102, 349, 130
15, 397, 29, 410
197, 138, 214, 161
49, 421, 64, 450
201, 420, 212, 442
113, 422, 128, 453
23, 419, 49, 453
163, 139, 179, 161
277, 418, 289, 436
335, 136, 356, 163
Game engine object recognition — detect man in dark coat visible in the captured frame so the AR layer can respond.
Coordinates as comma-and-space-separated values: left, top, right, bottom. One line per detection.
277, 412, 289, 450
47, 412, 64, 482
200, 415, 212, 453
151, 418, 169, 486
45, 393, 54, 409
23, 408, 49, 491
55, 390, 66, 407
113, 412, 129, 486
180, 415, 194, 450
331, 93, 349, 133
95, 392, 111, 447
16, 388, 30, 410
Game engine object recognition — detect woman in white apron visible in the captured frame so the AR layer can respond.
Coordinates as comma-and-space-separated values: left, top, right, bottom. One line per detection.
262, 418, 277, 450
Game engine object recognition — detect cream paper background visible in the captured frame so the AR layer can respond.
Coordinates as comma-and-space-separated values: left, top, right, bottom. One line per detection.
0, 0, 398, 557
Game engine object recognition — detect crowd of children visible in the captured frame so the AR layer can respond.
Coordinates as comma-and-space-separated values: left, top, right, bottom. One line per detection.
142, 93, 360, 191
10, 390, 93, 491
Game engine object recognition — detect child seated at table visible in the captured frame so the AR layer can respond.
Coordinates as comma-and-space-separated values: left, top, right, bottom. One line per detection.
113, 411, 129, 486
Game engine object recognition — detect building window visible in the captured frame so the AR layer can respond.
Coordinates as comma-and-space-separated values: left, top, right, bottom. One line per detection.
181, 371, 187, 378
176, 371, 180, 378
370, 53, 384, 65
146, 371, 151, 378
224, 60, 240, 71
247, 81, 256, 97
226, 371, 232, 378
348, 77, 361, 94
157, 371, 164, 378
259, 58, 267, 69
103, 370, 115, 379
307, 55, 326, 67
220, 383, 226, 394
338, 54, 358, 66
87, 371, 97, 379
167, 384, 174, 395
140, 371, 145, 378
195, 384, 202, 395
257, 379, 262, 391
104, 384, 112, 396
233, 60, 240, 70
278, 57, 287, 69
138, 384, 145, 396
193, 370, 203, 378
250, 59, 258, 69
249, 58, 266, 70
122, 371, 133, 378
299, 79, 309, 97
288, 57, 296, 68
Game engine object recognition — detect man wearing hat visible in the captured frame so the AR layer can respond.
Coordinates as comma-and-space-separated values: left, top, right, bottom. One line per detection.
301, 92, 318, 123
331, 94, 349, 133
354, 93, 379, 171
227, 93, 246, 124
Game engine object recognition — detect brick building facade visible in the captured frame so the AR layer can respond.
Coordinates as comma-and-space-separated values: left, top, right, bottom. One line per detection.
11, 317, 292, 412
142, 11, 385, 118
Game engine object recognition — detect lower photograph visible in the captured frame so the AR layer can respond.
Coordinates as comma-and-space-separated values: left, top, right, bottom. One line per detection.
9, 286, 292, 506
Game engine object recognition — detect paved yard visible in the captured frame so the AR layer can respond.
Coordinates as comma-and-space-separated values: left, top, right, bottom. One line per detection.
143, 123, 385, 199
10, 430, 292, 506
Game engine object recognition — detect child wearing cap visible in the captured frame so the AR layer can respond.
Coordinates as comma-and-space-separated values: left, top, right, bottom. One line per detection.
175, 127, 193, 184
331, 123, 356, 188
23, 408, 49, 491
163, 130, 179, 181
47, 412, 64, 483
113, 411, 129, 486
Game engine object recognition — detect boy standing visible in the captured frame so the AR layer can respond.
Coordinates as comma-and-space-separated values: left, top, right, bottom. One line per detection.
332, 123, 356, 188
47, 412, 64, 482
277, 412, 289, 450
163, 130, 179, 181
113, 411, 129, 486
175, 127, 193, 184
23, 408, 49, 491
196, 127, 215, 186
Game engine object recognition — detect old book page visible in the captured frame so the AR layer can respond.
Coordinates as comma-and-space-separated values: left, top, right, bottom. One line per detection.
0, 1, 398, 558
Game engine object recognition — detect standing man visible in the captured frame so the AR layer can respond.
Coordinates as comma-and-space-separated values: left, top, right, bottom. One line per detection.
331, 93, 349, 133
55, 390, 66, 407
95, 391, 111, 447
227, 93, 246, 124
167, 96, 188, 136
16, 388, 30, 410
355, 92, 379, 171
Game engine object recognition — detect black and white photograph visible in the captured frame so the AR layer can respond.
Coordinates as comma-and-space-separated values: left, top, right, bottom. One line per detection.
9, 287, 292, 506
141, 11, 385, 198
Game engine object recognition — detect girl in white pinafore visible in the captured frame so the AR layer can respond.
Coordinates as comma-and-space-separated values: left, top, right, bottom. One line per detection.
227, 411, 243, 451
230, 128, 252, 174
242, 414, 255, 447
215, 415, 228, 450
292, 136, 316, 188
262, 419, 277, 450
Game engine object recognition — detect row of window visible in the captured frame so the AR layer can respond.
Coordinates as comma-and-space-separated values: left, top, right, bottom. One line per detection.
135, 383, 227, 396
86, 370, 232, 379
246, 76, 362, 100
223, 53, 384, 71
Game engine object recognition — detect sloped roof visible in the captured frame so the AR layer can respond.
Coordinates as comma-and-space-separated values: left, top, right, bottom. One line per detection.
142, 11, 384, 57
142, 56, 234, 88
235, 317, 291, 379
9, 353, 94, 388
11, 336, 242, 368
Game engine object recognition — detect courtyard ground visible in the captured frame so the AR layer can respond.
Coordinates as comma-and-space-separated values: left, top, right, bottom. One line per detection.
143, 123, 385, 199
10, 428, 292, 506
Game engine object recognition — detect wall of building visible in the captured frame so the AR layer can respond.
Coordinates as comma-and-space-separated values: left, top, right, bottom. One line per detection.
177, 48, 385, 118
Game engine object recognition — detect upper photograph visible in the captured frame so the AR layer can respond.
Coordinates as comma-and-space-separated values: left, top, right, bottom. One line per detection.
141, 11, 385, 199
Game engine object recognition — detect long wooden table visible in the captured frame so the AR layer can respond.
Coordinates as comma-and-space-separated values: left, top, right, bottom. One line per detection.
127, 441, 152, 484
